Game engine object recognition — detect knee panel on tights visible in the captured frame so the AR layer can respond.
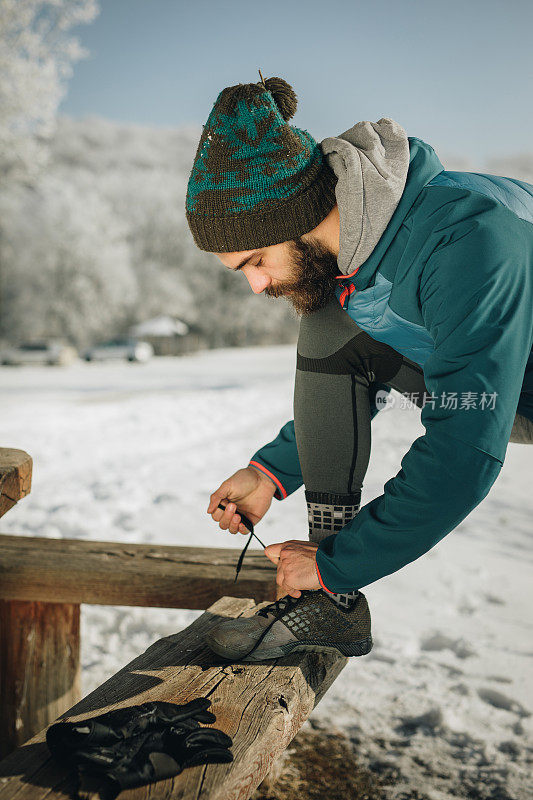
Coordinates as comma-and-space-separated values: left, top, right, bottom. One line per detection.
297, 330, 404, 386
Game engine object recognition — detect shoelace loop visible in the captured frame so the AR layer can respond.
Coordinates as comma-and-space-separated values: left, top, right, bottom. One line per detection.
256, 592, 308, 619
216, 503, 266, 582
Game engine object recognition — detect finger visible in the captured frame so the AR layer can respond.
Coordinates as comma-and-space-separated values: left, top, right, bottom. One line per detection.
280, 540, 311, 549
285, 586, 301, 598
218, 506, 249, 535
235, 519, 253, 535
217, 502, 236, 531
279, 547, 303, 563
207, 485, 230, 514
209, 496, 231, 522
279, 541, 317, 557
276, 564, 298, 595
210, 501, 236, 529
228, 513, 242, 535
277, 574, 301, 599
266, 540, 304, 554
279, 547, 294, 559
264, 543, 285, 563
280, 571, 302, 599
210, 505, 226, 523
276, 562, 302, 599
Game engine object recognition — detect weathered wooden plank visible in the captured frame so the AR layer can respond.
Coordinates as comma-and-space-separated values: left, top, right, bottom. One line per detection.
0, 450, 32, 518
0, 600, 80, 760
0, 596, 347, 800
0, 536, 276, 608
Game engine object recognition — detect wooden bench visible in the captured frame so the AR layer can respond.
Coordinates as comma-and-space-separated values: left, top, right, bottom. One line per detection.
0, 595, 347, 800
0, 534, 278, 758
0, 447, 278, 757
0, 447, 349, 797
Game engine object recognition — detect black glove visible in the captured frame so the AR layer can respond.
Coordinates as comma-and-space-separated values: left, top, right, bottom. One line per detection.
75, 725, 233, 799
46, 699, 233, 800
46, 698, 215, 751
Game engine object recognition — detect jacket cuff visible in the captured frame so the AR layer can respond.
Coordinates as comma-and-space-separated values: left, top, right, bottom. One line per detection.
315, 559, 335, 594
315, 540, 359, 594
248, 461, 288, 500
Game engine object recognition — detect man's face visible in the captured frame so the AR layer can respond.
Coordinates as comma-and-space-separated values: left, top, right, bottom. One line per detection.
215, 236, 340, 316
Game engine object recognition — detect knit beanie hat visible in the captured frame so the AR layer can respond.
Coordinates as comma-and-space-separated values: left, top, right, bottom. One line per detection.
185, 75, 337, 252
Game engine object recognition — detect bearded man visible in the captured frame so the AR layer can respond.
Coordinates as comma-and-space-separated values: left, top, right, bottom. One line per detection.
185, 76, 533, 662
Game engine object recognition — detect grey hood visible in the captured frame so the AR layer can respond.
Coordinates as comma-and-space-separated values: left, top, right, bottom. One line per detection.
320, 118, 410, 276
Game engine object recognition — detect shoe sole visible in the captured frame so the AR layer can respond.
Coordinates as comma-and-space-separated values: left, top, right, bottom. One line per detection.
206, 634, 373, 662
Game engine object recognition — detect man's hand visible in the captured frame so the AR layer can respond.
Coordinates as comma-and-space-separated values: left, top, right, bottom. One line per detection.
264, 540, 321, 598
207, 466, 276, 535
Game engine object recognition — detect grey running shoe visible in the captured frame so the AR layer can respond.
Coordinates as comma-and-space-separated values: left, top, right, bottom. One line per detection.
204, 590, 372, 662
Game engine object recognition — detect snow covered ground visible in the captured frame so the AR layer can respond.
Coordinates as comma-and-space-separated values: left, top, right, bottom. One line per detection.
1, 347, 531, 799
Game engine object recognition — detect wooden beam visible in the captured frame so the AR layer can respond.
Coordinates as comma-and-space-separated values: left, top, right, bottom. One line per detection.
0, 600, 80, 760
0, 596, 347, 800
0, 449, 32, 518
0, 535, 277, 608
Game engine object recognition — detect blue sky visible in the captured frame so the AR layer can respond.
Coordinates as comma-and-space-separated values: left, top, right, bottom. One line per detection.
60, 0, 533, 162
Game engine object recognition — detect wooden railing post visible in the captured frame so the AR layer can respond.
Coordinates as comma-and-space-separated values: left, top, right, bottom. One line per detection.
0, 599, 81, 759
0, 448, 32, 518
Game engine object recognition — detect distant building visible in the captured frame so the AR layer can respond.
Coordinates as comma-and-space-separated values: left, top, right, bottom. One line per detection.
128, 316, 207, 356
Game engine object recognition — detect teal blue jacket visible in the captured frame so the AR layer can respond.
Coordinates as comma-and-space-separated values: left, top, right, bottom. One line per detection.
248, 137, 533, 593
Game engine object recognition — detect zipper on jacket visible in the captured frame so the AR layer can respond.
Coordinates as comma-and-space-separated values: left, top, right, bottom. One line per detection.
339, 282, 356, 309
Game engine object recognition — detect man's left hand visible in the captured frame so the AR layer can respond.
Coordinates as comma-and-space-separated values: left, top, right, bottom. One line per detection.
264, 540, 321, 598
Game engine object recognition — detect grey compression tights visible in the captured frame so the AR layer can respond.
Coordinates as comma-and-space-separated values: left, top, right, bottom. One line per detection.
293, 295, 428, 553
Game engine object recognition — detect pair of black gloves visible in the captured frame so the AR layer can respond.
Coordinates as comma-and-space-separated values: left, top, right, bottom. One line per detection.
46, 698, 233, 800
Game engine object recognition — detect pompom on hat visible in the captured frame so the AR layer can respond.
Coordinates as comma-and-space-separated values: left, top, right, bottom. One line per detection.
186, 73, 337, 252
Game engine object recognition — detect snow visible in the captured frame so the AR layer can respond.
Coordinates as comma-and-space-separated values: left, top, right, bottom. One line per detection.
1, 346, 531, 799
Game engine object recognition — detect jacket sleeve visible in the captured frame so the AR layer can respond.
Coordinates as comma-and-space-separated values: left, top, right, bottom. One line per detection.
248, 420, 303, 500
316, 213, 533, 592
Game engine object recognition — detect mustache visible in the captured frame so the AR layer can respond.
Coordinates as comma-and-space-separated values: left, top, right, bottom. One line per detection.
264, 280, 301, 298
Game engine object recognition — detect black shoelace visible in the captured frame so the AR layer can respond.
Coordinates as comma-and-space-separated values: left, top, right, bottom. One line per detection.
256, 592, 307, 619
216, 503, 266, 582
217, 503, 309, 661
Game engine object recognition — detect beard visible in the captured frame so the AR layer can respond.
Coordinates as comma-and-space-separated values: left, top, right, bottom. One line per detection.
263, 236, 339, 316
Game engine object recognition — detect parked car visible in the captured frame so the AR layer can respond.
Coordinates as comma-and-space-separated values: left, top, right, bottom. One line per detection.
1, 341, 77, 366
82, 338, 154, 363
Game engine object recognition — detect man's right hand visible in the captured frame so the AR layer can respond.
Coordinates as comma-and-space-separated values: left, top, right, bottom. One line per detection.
207, 466, 277, 535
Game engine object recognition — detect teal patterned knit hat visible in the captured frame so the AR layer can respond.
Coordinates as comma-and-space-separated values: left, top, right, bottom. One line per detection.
185, 75, 337, 252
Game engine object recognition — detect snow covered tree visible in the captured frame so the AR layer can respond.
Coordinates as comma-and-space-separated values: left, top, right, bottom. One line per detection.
0, 172, 137, 346
0, 0, 98, 180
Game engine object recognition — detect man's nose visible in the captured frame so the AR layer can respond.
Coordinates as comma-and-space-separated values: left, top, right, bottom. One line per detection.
246, 271, 271, 294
